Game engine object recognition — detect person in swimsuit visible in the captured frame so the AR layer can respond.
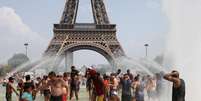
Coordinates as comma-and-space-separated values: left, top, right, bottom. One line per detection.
109, 73, 120, 101
63, 72, 69, 101
41, 75, 51, 101
164, 70, 185, 101
17, 78, 24, 101
5, 77, 19, 101
47, 71, 68, 101
146, 76, 157, 101
133, 75, 145, 101
121, 74, 132, 101
70, 66, 79, 100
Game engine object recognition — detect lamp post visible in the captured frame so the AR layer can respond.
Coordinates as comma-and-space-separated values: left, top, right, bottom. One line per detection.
24, 43, 29, 57
144, 44, 149, 57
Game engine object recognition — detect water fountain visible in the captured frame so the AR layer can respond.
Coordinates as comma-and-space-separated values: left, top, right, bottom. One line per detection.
1, 0, 200, 101
163, 0, 201, 101
115, 56, 166, 75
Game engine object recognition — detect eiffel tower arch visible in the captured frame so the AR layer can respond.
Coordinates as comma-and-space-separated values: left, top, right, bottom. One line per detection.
45, 0, 126, 71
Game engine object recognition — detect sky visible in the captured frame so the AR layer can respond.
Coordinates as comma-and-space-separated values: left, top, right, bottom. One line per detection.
0, 0, 168, 66
1, 1, 201, 100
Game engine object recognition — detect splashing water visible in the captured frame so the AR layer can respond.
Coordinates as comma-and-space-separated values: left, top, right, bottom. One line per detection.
28, 56, 56, 72
7, 61, 32, 76
5, 56, 59, 79
114, 56, 171, 101
163, 0, 201, 101
115, 56, 167, 75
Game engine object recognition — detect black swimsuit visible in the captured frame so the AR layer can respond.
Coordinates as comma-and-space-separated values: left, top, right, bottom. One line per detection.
50, 95, 63, 101
172, 79, 185, 101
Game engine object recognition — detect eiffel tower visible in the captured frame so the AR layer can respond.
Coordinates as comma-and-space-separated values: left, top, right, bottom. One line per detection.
45, 0, 125, 71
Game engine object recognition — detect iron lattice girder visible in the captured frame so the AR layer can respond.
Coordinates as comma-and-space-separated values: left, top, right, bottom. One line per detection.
60, 0, 110, 24
60, 0, 79, 24
45, 0, 125, 67
52, 24, 118, 43
47, 24, 121, 52
53, 24, 116, 31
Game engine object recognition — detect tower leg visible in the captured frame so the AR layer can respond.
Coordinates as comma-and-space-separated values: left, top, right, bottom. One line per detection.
65, 51, 73, 72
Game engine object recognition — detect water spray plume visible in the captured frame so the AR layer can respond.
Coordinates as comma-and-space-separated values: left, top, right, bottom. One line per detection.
163, 0, 201, 100
115, 56, 167, 76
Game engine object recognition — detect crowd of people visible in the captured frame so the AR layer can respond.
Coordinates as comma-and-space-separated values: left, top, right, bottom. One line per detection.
1, 66, 185, 101
85, 68, 166, 101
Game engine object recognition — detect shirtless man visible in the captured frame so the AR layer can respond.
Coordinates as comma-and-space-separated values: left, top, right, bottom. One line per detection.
146, 76, 156, 101
17, 78, 24, 101
110, 73, 120, 101
164, 70, 185, 101
5, 77, 19, 101
133, 75, 145, 101
121, 74, 132, 101
63, 72, 69, 101
70, 66, 79, 100
40, 75, 50, 101
47, 71, 68, 101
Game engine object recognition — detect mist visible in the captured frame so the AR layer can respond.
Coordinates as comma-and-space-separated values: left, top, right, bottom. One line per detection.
163, 0, 201, 101
0, 7, 48, 62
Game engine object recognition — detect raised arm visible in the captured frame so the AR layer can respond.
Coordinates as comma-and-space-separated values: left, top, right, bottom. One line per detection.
164, 72, 180, 87
9, 83, 19, 96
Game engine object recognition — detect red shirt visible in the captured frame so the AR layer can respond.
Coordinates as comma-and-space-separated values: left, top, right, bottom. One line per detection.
93, 77, 104, 96
104, 80, 109, 87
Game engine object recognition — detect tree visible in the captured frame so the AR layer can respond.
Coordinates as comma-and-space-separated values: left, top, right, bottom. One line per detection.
154, 54, 164, 65
8, 53, 30, 68
0, 67, 5, 76
0, 64, 12, 76
97, 67, 107, 74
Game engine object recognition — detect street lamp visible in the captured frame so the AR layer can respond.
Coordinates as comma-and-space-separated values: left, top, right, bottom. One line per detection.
24, 43, 29, 57
144, 44, 149, 57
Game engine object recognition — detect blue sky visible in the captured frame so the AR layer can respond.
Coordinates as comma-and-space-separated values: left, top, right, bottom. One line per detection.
2, 1, 201, 100
0, 0, 169, 66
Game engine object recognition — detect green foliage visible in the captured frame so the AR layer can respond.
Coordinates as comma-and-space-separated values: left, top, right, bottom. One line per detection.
0, 65, 12, 76
154, 54, 164, 65
96, 67, 107, 75
0, 67, 5, 76
0, 53, 30, 77
7, 53, 29, 68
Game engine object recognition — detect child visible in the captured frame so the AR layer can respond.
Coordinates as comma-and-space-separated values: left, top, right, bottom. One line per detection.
21, 83, 33, 101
